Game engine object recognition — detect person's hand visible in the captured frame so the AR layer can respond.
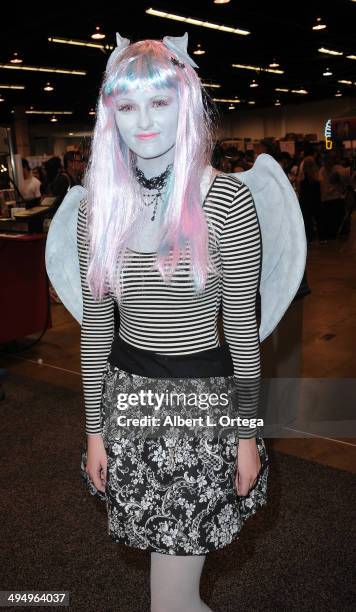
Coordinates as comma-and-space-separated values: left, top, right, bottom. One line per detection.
235, 438, 261, 496
86, 434, 108, 493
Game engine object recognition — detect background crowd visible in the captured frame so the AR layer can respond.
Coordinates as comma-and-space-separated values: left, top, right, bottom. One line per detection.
21, 141, 356, 245
213, 140, 356, 243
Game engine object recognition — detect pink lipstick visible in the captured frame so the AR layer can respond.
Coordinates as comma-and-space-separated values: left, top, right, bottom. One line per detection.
136, 132, 159, 140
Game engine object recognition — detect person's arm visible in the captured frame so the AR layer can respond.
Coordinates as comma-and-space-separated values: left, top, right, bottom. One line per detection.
220, 180, 262, 439
77, 199, 115, 436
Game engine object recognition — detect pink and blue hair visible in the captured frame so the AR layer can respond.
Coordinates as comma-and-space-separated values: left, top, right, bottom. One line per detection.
83, 38, 215, 302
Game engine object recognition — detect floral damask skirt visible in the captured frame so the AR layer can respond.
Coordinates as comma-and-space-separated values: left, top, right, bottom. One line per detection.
80, 338, 269, 556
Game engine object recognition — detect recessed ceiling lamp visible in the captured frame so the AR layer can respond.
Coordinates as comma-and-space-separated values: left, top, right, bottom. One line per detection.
0, 84, 25, 89
43, 82, 54, 91
250, 79, 259, 87
291, 89, 308, 94
0, 64, 86, 75
89, 108, 96, 115
335, 90, 343, 96
48, 37, 113, 51
214, 0, 231, 4
274, 99, 281, 106
26, 110, 73, 115
228, 105, 235, 110
232, 63, 284, 74
50, 115, 58, 122
319, 47, 343, 56
323, 67, 333, 76
248, 100, 255, 104
346, 54, 356, 60
269, 59, 280, 68
145, 8, 250, 35
193, 44, 205, 55
0, 94, 5, 102
212, 97, 241, 103
10, 52, 23, 64
91, 26, 105, 40
201, 82, 221, 88
312, 16, 326, 30
338, 79, 354, 85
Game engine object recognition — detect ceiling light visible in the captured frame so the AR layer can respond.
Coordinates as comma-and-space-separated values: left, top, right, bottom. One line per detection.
312, 17, 326, 30
43, 82, 54, 92
269, 59, 280, 68
337, 79, 353, 85
248, 100, 255, 105
10, 52, 23, 64
214, 0, 231, 4
212, 98, 241, 103
201, 82, 221, 88
250, 79, 259, 87
91, 26, 105, 40
193, 44, 205, 55
0, 94, 5, 102
291, 89, 308, 94
0, 84, 25, 89
228, 105, 235, 110
26, 110, 73, 115
319, 47, 343, 56
274, 99, 281, 106
335, 90, 343, 97
48, 36, 113, 51
0, 64, 86, 75
275, 87, 289, 92
346, 55, 356, 60
323, 67, 333, 76
232, 63, 284, 74
50, 116, 58, 122
68, 132, 74, 136
145, 8, 250, 35
89, 108, 96, 115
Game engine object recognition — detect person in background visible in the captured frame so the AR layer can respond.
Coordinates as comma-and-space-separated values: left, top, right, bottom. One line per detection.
32, 165, 47, 195
20, 158, 42, 201
244, 149, 255, 169
48, 151, 82, 219
43, 156, 63, 196
318, 150, 350, 241
231, 150, 249, 172
298, 156, 321, 243
76, 153, 88, 185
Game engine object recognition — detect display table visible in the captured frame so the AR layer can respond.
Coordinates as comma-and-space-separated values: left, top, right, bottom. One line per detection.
0, 232, 52, 343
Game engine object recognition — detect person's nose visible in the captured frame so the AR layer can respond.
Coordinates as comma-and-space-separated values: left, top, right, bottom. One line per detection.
137, 105, 154, 131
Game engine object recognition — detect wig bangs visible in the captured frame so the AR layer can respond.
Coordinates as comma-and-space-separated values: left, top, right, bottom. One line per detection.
103, 47, 179, 102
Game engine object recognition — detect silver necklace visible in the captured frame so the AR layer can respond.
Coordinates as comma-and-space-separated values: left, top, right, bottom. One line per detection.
135, 164, 173, 221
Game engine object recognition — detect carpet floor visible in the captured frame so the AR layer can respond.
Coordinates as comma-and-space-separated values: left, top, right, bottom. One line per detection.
0, 373, 355, 611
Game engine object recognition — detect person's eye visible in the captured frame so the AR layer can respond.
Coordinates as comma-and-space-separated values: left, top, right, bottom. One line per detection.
117, 103, 134, 112
152, 98, 170, 108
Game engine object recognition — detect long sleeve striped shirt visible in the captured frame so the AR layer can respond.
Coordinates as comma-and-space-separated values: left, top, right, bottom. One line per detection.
77, 173, 262, 438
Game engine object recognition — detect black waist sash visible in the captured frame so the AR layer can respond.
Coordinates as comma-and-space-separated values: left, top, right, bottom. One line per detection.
107, 335, 234, 378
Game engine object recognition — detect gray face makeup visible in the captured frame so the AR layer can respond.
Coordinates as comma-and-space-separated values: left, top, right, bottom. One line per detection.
114, 87, 179, 160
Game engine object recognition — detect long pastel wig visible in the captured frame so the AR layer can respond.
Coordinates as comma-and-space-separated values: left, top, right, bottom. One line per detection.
83, 38, 216, 302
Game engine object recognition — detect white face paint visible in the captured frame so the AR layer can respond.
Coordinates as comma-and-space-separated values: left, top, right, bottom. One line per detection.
114, 87, 179, 163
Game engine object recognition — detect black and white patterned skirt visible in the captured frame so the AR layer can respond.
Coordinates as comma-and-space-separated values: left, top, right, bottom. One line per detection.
80, 337, 269, 555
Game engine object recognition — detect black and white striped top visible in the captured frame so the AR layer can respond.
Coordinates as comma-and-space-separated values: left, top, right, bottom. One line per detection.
77, 173, 262, 437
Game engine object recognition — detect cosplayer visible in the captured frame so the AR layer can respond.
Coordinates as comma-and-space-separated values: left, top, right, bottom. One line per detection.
46, 32, 306, 612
